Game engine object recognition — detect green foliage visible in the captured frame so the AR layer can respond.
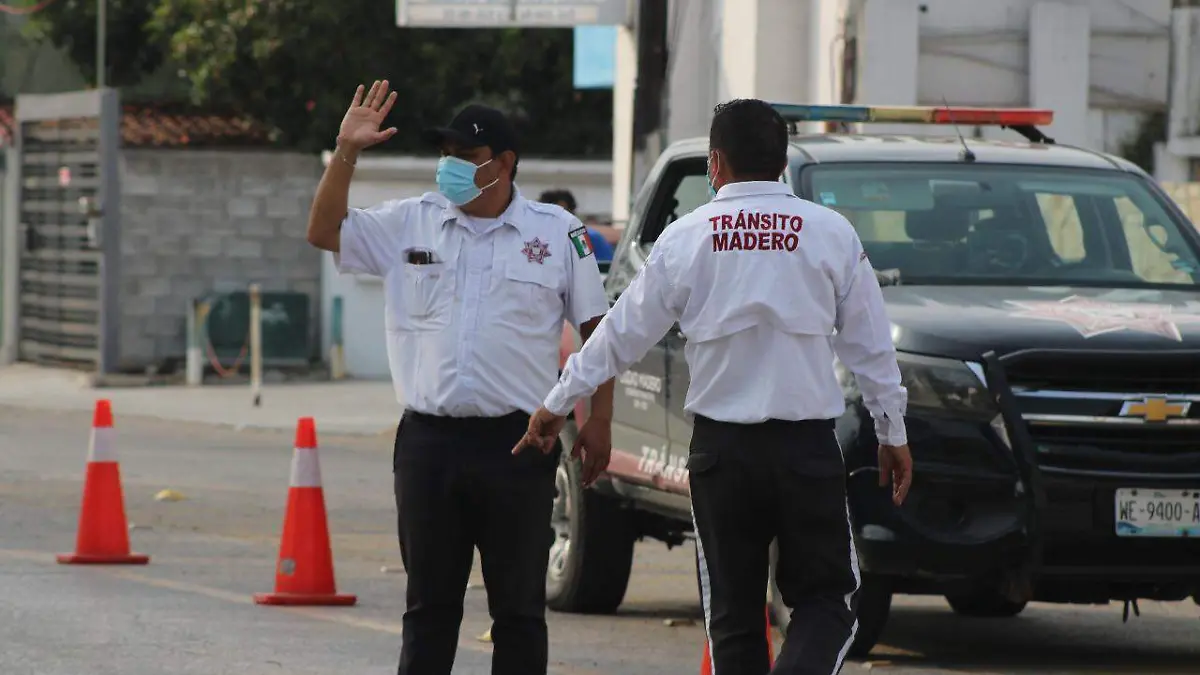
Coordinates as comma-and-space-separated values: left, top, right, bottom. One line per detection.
21, 0, 166, 88
1118, 110, 1167, 175
23, 0, 613, 156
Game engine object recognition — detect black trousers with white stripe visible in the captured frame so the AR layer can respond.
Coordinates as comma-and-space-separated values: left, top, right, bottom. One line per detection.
393, 410, 560, 675
688, 415, 860, 675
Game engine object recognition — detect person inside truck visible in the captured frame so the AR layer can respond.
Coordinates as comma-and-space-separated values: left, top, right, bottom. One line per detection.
515, 98, 913, 675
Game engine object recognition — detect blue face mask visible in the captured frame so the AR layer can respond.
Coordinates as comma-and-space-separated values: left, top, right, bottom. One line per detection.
706, 155, 718, 198
436, 156, 497, 206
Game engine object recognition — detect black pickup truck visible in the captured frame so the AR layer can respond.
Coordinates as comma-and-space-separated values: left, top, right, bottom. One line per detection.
549, 105, 1200, 657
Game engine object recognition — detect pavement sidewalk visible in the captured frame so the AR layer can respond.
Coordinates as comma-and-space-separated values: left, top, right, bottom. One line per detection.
0, 364, 401, 436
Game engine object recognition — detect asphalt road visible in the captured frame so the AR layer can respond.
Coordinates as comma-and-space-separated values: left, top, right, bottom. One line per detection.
1, 405, 1198, 674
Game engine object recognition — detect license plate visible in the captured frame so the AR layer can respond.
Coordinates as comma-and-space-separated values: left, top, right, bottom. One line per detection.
1114, 488, 1200, 537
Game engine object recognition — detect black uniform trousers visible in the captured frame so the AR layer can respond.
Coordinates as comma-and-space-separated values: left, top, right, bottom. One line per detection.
688, 415, 860, 675
393, 410, 560, 675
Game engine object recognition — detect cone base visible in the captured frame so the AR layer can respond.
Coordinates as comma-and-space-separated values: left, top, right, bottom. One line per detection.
56, 552, 150, 565
253, 591, 357, 606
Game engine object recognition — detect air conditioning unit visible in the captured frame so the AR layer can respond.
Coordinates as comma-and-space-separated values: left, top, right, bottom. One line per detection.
201, 290, 312, 368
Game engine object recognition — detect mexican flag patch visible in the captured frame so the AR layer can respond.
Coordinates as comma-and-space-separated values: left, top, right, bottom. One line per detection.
569, 226, 594, 259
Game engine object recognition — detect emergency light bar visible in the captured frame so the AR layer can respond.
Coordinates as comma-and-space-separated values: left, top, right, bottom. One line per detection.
770, 103, 1054, 127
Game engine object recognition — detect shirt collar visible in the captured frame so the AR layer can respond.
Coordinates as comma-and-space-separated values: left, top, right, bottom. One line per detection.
439, 184, 532, 236
712, 180, 796, 202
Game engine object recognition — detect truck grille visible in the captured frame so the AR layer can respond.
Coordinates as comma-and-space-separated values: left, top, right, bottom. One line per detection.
1004, 351, 1200, 395
1004, 351, 1200, 478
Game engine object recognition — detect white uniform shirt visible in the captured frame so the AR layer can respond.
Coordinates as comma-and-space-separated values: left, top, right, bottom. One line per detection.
544, 181, 909, 445
336, 189, 610, 417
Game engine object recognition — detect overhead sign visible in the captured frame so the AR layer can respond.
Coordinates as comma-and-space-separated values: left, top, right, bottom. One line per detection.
396, 0, 632, 27
573, 25, 615, 89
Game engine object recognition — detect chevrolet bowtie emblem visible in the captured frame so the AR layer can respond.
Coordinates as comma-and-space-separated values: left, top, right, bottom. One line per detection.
1119, 397, 1191, 423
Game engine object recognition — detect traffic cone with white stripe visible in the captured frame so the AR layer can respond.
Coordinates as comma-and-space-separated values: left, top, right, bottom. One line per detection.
254, 417, 356, 606
699, 604, 774, 674
57, 399, 150, 565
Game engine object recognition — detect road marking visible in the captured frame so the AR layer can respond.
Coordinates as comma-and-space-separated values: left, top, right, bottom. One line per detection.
0, 547, 606, 675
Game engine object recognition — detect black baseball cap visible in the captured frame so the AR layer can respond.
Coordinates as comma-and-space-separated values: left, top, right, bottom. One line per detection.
422, 104, 520, 159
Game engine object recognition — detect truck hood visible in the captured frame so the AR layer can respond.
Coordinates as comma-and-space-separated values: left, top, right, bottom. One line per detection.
882, 285, 1200, 360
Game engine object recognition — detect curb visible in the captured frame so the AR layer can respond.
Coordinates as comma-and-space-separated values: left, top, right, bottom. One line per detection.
0, 400, 396, 439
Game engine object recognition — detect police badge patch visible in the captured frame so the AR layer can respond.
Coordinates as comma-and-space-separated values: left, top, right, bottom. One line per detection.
522, 237, 552, 264
569, 226, 594, 259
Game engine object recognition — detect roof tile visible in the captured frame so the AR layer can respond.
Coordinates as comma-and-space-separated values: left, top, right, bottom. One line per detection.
0, 102, 275, 148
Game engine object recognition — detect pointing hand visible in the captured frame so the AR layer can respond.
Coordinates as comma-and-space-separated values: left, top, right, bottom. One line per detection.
512, 407, 567, 456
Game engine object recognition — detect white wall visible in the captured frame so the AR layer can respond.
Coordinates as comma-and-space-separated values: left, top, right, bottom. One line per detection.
319, 154, 613, 379
665, 0, 719, 145
667, 0, 843, 144
613, 25, 638, 224
1167, 7, 1200, 165
848, 0, 1171, 153
665, 0, 1171, 157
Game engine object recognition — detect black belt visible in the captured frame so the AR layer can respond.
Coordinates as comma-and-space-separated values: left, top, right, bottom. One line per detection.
402, 409, 528, 431
693, 414, 834, 431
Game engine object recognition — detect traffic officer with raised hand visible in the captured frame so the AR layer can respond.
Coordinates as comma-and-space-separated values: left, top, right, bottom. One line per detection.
514, 98, 913, 675
305, 80, 615, 675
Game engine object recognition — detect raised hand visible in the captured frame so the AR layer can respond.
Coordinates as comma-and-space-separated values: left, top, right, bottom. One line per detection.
337, 80, 399, 151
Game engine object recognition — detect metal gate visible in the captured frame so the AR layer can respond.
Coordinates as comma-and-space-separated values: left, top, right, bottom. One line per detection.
15, 90, 120, 373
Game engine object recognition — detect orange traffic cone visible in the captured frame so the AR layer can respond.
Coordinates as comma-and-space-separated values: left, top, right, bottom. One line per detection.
254, 417, 356, 606
700, 604, 774, 673
57, 399, 150, 565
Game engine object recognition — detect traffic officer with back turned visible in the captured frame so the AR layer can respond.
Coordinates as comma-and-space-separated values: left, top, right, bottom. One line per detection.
305, 80, 615, 675
514, 99, 913, 675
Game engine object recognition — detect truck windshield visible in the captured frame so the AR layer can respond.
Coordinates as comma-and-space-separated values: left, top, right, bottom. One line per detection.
799, 163, 1200, 289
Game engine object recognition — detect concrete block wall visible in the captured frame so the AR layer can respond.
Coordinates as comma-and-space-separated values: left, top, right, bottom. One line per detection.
117, 148, 322, 371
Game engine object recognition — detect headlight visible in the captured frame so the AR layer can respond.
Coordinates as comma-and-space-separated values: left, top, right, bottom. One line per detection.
897, 353, 997, 421
836, 353, 995, 418
837, 353, 1012, 448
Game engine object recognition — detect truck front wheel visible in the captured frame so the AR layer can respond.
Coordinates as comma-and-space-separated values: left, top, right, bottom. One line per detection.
545, 425, 637, 614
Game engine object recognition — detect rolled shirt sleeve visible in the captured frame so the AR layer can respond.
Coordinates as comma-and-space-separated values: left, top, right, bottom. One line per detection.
544, 245, 681, 416
831, 233, 909, 446
562, 220, 612, 330
335, 200, 409, 277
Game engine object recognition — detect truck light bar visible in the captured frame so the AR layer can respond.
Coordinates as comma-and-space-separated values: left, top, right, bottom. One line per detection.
770, 103, 1054, 127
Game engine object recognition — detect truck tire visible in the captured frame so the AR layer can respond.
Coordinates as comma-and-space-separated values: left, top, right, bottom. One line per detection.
768, 539, 892, 659
945, 588, 1027, 618
545, 424, 637, 614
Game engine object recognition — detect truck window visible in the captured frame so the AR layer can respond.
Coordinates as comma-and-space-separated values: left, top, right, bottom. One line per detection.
1034, 194, 1086, 264
1114, 195, 1195, 284
640, 158, 709, 246
799, 163, 1200, 289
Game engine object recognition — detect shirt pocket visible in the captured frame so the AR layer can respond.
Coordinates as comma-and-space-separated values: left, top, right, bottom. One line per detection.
386, 261, 456, 333
500, 259, 561, 324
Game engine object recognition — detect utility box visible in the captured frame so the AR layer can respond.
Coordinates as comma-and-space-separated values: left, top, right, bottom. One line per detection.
203, 290, 312, 368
